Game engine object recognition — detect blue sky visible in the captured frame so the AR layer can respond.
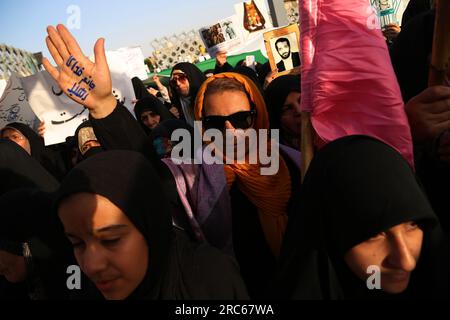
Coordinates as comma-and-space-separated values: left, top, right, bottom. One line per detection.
0, 0, 259, 58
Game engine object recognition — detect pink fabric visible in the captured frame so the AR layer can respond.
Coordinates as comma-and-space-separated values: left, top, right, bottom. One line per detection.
300, 0, 414, 168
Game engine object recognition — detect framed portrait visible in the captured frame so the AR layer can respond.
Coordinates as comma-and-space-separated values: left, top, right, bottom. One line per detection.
264, 24, 301, 77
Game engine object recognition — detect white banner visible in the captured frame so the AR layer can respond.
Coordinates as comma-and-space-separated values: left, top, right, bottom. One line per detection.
21, 71, 89, 146
115, 46, 149, 81
0, 73, 39, 132
90, 51, 137, 114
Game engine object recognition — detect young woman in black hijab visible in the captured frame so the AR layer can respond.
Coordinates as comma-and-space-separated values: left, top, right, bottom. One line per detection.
54, 150, 248, 300
1, 122, 67, 181
274, 136, 449, 299
133, 95, 174, 135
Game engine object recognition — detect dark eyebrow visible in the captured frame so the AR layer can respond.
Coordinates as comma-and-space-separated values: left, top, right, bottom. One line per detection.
95, 224, 129, 233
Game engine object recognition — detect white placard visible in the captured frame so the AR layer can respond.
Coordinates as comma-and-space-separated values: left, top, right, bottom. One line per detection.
90, 51, 137, 115
0, 73, 39, 132
116, 46, 149, 81
20, 71, 89, 146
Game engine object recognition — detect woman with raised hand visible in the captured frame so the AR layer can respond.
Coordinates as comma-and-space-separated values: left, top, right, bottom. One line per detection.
43, 24, 179, 213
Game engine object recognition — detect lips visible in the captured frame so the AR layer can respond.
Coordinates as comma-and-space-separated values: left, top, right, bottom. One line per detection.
95, 278, 119, 292
383, 272, 409, 282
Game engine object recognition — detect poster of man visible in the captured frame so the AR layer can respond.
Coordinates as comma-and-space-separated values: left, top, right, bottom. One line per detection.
264, 24, 301, 76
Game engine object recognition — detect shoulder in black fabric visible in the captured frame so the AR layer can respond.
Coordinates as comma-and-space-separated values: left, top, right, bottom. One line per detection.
0, 139, 59, 196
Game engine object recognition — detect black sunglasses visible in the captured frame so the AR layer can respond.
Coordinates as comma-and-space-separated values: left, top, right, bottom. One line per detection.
170, 73, 188, 86
202, 109, 257, 131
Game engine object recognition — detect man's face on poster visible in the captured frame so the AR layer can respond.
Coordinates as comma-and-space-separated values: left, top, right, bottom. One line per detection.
276, 40, 291, 60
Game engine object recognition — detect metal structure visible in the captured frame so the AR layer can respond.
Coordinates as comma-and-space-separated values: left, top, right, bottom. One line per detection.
150, 30, 210, 71
0, 44, 41, 80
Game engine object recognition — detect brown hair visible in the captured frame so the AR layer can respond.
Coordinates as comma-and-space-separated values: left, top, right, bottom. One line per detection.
204, 77, 247, 98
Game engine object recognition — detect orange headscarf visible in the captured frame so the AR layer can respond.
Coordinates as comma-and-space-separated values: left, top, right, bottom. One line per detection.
194, 72, 291, 257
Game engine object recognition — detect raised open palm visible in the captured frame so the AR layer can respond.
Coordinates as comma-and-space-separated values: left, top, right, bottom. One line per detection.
43, 24, 117, 118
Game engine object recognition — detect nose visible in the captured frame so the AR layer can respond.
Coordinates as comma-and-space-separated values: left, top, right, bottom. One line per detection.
386, 235, 417, 272
80, 244, 108, 279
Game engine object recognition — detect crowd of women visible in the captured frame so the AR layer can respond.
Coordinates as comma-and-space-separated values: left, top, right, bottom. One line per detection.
1, 1, 450, 300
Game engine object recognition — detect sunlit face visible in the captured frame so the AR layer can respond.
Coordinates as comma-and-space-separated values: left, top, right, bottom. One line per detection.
276, 41, 291, 59
280, 92, 302, 142
171, 70, 190, 98
58, 193, 149, 300
0, 250, 27, 283
204, 90, 253, 159
1, 128, 31, 155
140, 111, 161, 130
344, 222, 423, 294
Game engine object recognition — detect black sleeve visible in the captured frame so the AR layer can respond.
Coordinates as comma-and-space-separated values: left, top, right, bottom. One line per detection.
214, 62, 234, 75
89, 102, 154, 158
89, 102, 180, 209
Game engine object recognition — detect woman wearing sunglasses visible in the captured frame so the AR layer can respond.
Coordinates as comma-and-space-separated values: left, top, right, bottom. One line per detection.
169, 63, 207, 128
194, 72, 301, 299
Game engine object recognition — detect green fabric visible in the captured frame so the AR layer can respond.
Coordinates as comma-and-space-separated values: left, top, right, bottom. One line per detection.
144, 50, 268, 87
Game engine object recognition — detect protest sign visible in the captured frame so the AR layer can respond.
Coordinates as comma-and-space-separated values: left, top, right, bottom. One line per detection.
21, 71, 89, 146
0, 73, 39, 131
199, 16, 243, 58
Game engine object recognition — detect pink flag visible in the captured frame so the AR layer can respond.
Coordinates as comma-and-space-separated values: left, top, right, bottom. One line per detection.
301, 0, 414, 168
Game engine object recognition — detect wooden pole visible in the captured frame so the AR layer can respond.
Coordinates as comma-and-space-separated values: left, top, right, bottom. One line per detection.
300, 111, 314, 182
428, 0, 450, 86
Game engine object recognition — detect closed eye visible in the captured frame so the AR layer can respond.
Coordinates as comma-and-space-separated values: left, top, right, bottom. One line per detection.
101, 238, 121, 246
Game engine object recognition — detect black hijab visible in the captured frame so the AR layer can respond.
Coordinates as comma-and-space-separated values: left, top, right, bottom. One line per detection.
0, 189, 71, 297
275, 136, 444, 299
170, 63, 206, 110
391, 10, 435, 103
134, 96, 174, 135
150, 119, 194, 159
1, 122, 67, 181
401, 0, 432, 26
264, 75, 301, 130
54, 151, 248, 300
0, 139, 59, 196
2, 122, 46, 161
233, 66, 264, 93
131, 77, 152, 100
